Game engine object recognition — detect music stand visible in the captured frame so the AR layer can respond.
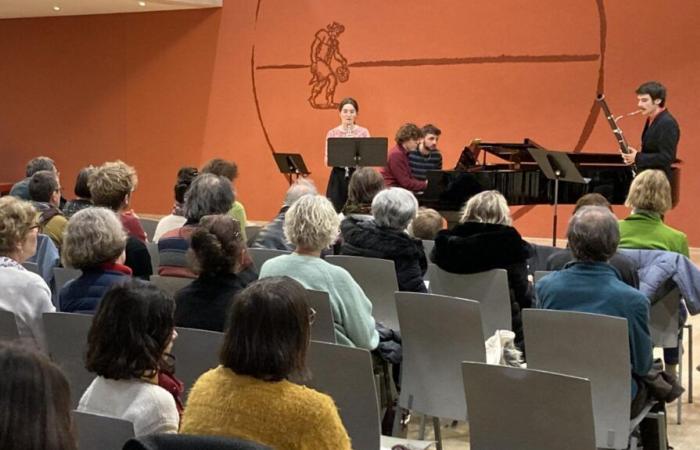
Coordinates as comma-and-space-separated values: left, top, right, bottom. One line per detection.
527, 147, 588, 246
326, 137, 388, 167
273, 153, 310, 185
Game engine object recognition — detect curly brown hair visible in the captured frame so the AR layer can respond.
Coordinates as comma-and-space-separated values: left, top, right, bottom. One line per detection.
188, 214, 244, 275
201, 159, 238, 181
395, 123, 423, 145
88, 161, 138, 211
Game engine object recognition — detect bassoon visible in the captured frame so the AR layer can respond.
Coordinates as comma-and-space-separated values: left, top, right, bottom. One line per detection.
596, 93, 637, 176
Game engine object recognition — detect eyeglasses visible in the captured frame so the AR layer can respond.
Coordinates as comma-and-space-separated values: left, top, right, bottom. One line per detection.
309, 307, 317, 325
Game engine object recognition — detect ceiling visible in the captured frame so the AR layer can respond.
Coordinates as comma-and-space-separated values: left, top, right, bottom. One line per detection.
0, 0, 222, 19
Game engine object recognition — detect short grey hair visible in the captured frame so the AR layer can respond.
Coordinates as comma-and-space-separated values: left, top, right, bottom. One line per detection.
26, 156, 56, 177
284, 195, 339, 251
567, 206, 619, 262
184, 173, 234, 222
371, 188, 418, 230
460, 190, 512, 226
62, 207, 127, 269
284, 178, 318, 206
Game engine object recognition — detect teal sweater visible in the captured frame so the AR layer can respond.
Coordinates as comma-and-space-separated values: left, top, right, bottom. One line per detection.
618, 211, 689, 257
259, 254, 379, 350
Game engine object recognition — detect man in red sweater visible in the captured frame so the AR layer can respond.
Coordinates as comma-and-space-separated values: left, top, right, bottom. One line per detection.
381, 123, 428, 192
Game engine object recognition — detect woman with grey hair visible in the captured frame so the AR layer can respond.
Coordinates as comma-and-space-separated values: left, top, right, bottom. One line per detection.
259, 195, 379, 350
59, 207, 131, 313
432, 190, 532, 349
339, 187, 427, 293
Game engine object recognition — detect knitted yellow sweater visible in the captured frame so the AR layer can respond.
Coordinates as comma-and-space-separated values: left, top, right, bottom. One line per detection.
181, 366, 351, 450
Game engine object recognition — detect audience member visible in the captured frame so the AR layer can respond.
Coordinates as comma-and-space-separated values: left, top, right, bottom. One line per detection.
340, 167, 384, 219
59, 208, 130, 313
407, 124, 443, 181
0, 343, 77, 450
79, 281, 180, 436
259, 195, 378, 349
90, 161, 152, 279
10, 156, 57, 200
153, 167, 198, 243
408, 207, 444, 241
174, 215, 254, 331
181, 277, 351, 450
201, 159, 248, 242
432, 190, 532, 348
546, 193, 639, 288
381, 123, 428, 192
250, 178, 317, 251
63, 166, 94, 218
28, 170, 68, 250
0, 197, 55, 350
340, 187, 427, 293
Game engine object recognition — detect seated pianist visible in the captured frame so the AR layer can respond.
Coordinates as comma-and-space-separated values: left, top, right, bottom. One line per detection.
381, 123, 428, 193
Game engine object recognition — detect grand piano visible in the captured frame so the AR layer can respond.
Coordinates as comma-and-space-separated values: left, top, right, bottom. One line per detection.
419, 139, 680, 214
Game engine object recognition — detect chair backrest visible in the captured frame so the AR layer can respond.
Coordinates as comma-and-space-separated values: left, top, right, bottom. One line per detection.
302, 341, 380, 450
53, 266, 81, 293
325, 255, 400, 330
429, 267, 512, 338
0, 310, 20, 341
146, 242, 160, 272
149, 275, 192, 297
305, 289, 336, 344
245, 225, 263, 246
123, 433, 272, 450
526, 243, 561, 275
43, 312, 94, 407
248, 248, 291, 272
421, 240, 435, 258
22, 261, 42, 276
73, 410, 134, 450
523, 309, 631, 450
171, 326, 224, 398
139, 218, 159, 243
396, 292, 485, 421
649, 286, 681, 349
462, 362, 596, 450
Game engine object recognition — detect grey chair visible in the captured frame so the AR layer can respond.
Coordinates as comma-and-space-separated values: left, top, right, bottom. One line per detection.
421, 240, 435, 259
0, 310, 20, 341
395, 292, 485, 446
122, 434, 272, 450
171, 326, 224, 399
523, 309, 665, 450
146, 242, 160, 272
139, 218, 159, 243
248, 248, 290, 272
74, 410, 134, 450
149, 275, 192, 297
429, 267, 511, 338
305, 289, 336, 344
43, 312, 94, 407
462, 362, 596, 450
325, 255, 400, 331
53, 266, 81, 293
302, 341, 431, 450
245, 225, 263, 246
22, 261, 41, 276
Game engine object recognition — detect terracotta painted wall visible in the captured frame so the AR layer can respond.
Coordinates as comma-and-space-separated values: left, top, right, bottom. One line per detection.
1, 0, 698, 244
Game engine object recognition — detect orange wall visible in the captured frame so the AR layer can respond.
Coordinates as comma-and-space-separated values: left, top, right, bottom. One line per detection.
1, 1, 699, 244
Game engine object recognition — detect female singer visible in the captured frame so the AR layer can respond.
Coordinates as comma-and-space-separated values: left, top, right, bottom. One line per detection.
325, 97, 370, 212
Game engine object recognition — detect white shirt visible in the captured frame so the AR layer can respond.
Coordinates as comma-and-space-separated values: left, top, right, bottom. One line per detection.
78, 377, 179, 436
153, 214, 187, 243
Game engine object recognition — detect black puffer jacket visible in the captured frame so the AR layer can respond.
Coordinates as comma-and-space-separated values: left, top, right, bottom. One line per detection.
339, 217, 427, 293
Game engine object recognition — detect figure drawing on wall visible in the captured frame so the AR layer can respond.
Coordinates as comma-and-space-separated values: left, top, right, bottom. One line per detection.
308, 22, 349, 109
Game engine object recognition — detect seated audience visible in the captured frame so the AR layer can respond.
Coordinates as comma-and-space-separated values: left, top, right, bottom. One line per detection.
407, 123, 443, 181
78, 281, 180, 436
174, 215, 254, 331
408, 207, 444, 241
28, 170, 68, 250
259, 195, 378, 349
340, 167, 384, 220
381, 123, 428, 192
432, 190, 532, 348
340, 187, 427, 293
90, 161, 152, 279
0, 342, 77, 450
250, 178, 317, 251
59, 208, 131, 313
153, 167, 198, 243
10, 156, 58, 201
181, 277, 351, 450
201, 159, 248, 242
0, 197, 55, 350
158, 173, 234, 278
63, 166, 94, 218
546, 193, 639, 288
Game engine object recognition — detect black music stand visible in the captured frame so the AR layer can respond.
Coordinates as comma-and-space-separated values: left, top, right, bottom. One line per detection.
327, 137, 388, 167
527, 147, 588, 246
274, 153, 310, 185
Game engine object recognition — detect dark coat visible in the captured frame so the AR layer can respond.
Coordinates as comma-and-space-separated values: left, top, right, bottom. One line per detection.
59, 265, 132, 313
339, 217, 427, 293
638, 109, 680, 179
249, 206, 293, 251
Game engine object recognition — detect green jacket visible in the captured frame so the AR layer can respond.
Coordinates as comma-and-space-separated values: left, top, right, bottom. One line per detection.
618, 211, 689, 257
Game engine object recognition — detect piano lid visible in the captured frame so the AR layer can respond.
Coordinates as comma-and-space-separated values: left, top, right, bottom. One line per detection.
477, 138, 631, 166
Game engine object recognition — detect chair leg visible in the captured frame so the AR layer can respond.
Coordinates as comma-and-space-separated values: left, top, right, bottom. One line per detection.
677, 340, 682, 425
646, 411, 667, 450
686, 324, 693, 404
432, 417, 443, 450
418, 414, 427, 440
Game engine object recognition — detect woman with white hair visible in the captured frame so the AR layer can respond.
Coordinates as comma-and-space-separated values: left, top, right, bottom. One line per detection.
432, 190, 532, 348
258, 195, 378, 350
339, 187, 427, 293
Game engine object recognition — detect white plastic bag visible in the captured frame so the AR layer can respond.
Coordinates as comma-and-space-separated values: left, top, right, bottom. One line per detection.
485, 329, 524, 367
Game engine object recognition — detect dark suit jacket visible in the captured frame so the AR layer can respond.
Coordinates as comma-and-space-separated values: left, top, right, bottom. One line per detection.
637, 109, 680, 178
